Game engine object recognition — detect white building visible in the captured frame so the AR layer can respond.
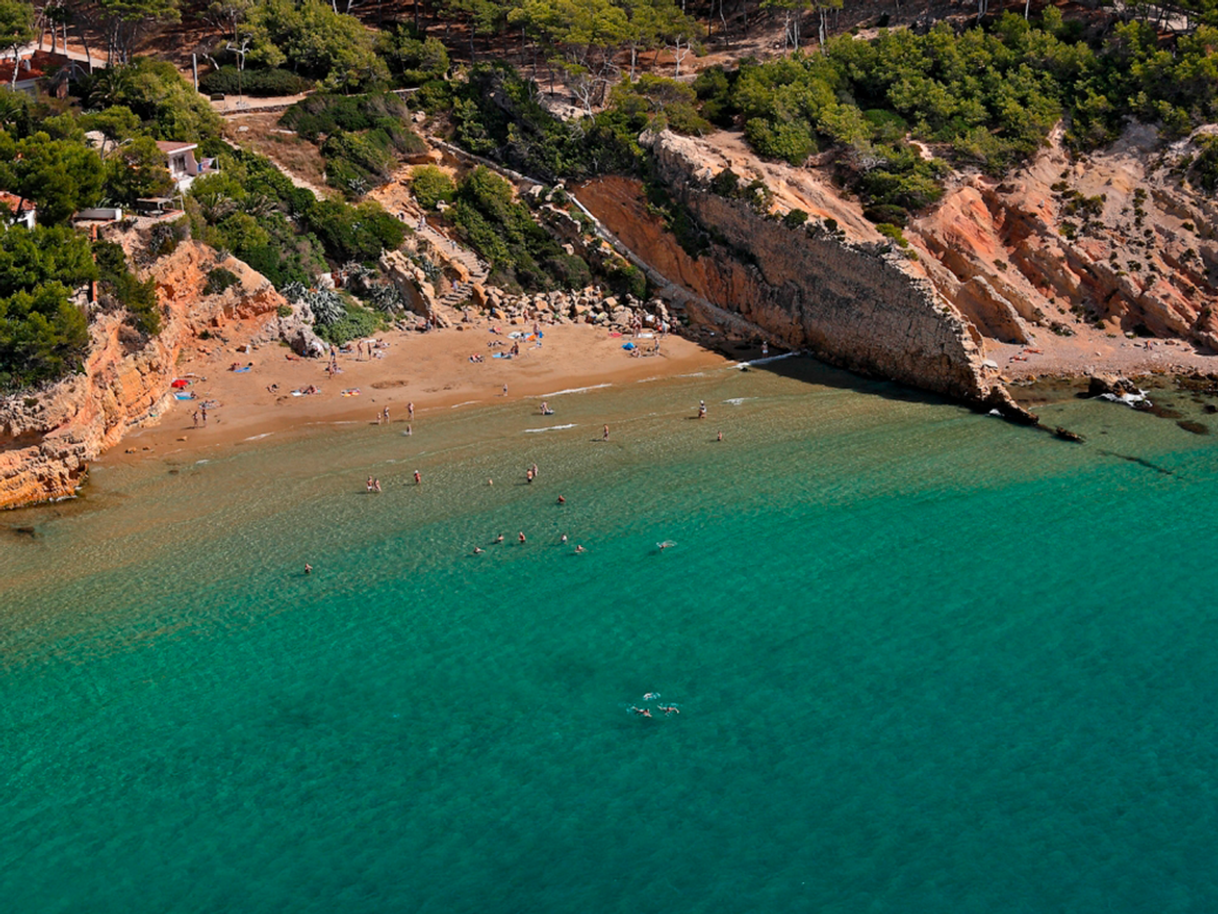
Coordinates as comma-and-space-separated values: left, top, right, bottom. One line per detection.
156, 141, 220, 192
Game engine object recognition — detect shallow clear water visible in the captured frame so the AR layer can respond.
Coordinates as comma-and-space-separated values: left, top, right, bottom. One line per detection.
4, 359, 1218, 913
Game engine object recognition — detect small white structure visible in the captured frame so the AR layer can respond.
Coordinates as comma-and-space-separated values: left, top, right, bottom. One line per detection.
0, 191, 36, 229
156, 141, 220, 192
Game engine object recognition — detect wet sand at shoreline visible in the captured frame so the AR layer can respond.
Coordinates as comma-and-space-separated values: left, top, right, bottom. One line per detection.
107, 317, 733, 467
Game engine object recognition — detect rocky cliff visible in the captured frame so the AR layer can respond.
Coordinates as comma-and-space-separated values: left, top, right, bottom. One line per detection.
0, 240, 285, 509
908, 124, 1218, 351
580, 131, 1023, 416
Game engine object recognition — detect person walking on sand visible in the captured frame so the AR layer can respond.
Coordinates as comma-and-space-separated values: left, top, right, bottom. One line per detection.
192, 410, 199, 428
201, 405, 208, 425
502, 383, 509, 397
382, 406, 390, 424
414, 470, 422, 485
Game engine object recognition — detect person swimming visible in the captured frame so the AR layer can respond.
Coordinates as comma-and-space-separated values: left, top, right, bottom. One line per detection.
643, 692, 660, 701
495, 533, 504, 544
574, 544, 586, 553
473, 546, 484, 555
560, 533, 568, 544
630, 706, 652, 718
304, 563, 312, 574
557, 495, 565, 504
518, 531, 527, 544
658, 705, 680, 715
657, 540, 676, 551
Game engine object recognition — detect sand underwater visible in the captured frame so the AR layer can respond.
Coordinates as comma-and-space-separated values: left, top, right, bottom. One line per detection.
4, 357, 1218, 914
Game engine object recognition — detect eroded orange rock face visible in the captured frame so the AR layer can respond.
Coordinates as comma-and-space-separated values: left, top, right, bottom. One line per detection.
909, 124, 1218, 351
581, 133, 1025, 419
0, 241, 285, 509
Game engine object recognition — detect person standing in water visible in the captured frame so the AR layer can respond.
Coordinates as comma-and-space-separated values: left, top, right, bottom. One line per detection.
305, 563, 312, 574
603, 424, 610, 441
407, 402, 415, 421
414, 469, 422, 485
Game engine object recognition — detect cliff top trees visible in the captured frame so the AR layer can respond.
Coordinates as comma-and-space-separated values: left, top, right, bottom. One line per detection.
243, 0, 387, 91
0, 222, 97, 390
0, 129, 104, 224
75, 0, 181, 66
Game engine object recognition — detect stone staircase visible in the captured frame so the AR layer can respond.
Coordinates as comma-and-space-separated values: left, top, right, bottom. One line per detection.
416, 224, 490, 310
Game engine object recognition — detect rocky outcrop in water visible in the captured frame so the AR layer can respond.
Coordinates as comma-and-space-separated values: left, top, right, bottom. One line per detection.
0, 241, 286, 509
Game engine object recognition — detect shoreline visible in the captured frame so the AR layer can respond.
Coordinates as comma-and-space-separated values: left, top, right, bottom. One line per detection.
101, 317, 734, 471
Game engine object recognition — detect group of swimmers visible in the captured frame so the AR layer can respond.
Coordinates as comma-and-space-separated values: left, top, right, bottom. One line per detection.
629, 693, 681, 718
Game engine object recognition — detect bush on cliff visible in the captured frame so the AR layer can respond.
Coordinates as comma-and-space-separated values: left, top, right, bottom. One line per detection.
93, 240, 160, 336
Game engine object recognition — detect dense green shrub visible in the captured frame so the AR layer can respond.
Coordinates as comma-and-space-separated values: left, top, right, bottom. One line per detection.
76, 58, 222, 142
410, 165, 456, 210
199, 66, 314, 98
450, 63, 643, 184
313, 300, 383, 345
0, 282, 88, 391
204, 267, 241, 295
379, 27, 450, 87
281, 93, 413, 142
93, 239, 160, 335
1187, 135, 1218, 194
606, 76, 712, 137
308, 199, 406, 263
447, 166, 589, 292
0, 223, 96, 390
693, 66, 738, 128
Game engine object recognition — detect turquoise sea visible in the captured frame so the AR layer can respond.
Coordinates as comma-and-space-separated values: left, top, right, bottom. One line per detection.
4, 357, 1218, 913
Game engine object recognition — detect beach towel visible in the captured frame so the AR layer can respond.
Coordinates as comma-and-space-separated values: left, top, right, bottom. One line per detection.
232, 366, 251, 373
341, 388, 361, 397
493, 352, 512, 359
174, 393, 195, 400
622, 342, 635, 350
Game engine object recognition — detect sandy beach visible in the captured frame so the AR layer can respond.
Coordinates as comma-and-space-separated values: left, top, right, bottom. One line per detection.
109, 315, 735, 466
